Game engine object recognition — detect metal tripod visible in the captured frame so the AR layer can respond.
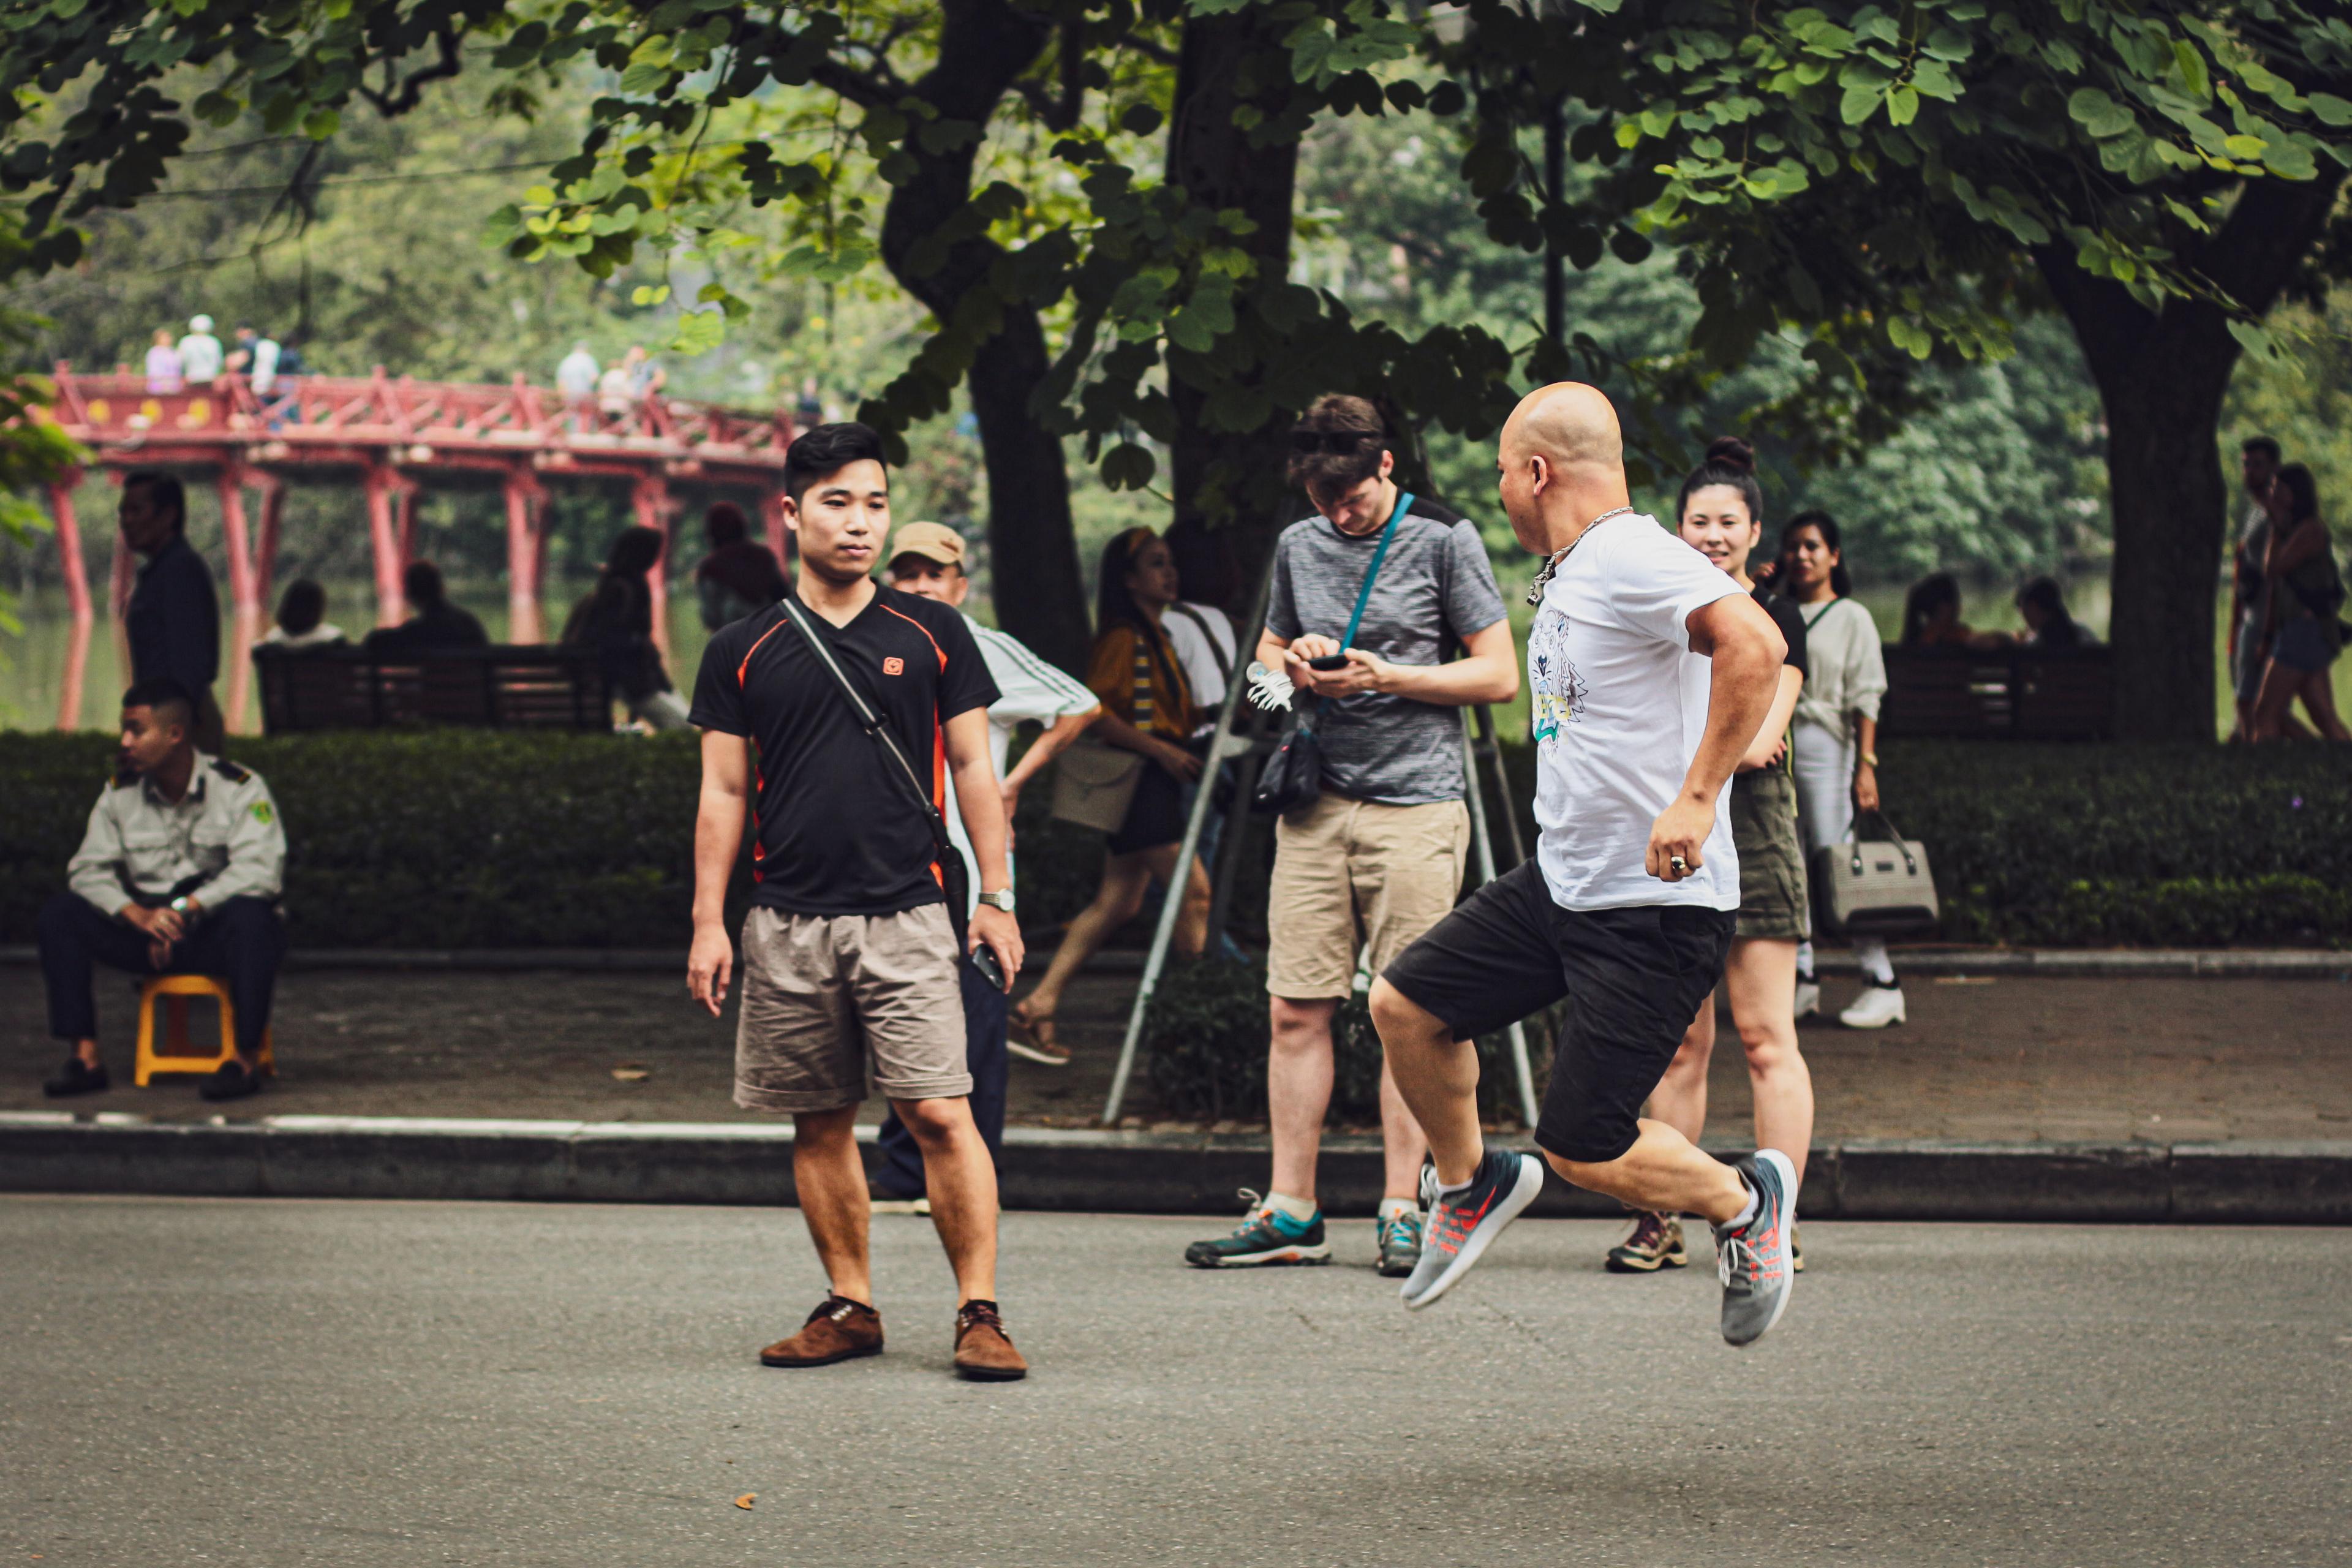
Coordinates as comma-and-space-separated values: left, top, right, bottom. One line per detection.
1098, 619, 1542, 1129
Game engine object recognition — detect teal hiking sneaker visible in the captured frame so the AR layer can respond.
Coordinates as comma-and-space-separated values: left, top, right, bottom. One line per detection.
1375, 1206, 1424, 1277
1183, 1190, 1332, 1269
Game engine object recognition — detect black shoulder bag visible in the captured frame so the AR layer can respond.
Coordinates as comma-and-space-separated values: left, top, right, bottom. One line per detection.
779, 597, 1001, 987
1253, 491, 1412, 815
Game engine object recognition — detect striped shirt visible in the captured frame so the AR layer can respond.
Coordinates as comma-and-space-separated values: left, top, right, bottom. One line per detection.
943, 615, 1102, 914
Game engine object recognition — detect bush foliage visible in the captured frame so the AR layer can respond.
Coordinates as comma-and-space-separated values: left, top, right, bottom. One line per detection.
1142, 956, 1524, 1125
1, 733, 2343, 951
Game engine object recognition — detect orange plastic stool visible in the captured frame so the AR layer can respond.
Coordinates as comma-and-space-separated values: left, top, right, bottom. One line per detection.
134, 974, 275, 1087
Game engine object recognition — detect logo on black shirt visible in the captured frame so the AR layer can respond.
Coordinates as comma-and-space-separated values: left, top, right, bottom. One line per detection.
882, 657, 905, 676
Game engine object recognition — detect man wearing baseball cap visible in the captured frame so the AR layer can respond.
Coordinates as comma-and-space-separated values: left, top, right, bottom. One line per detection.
867, 521, 1102, 1210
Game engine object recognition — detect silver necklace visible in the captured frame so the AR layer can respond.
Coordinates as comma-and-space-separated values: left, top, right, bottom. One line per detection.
1526, 506, 1634, 606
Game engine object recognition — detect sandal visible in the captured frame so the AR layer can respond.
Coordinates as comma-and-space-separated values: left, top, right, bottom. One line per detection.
1008, 1004, 1071, 1067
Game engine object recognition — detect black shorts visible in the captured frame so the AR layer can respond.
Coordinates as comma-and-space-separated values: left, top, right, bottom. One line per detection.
1106, 759, 1187, 856
1380, 859, 1735, 1164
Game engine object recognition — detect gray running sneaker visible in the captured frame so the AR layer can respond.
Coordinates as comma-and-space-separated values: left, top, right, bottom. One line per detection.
1400, 1148, 1545, 1310
1376, 1207, 1424, 1277
1711, 1149, 1797, 1347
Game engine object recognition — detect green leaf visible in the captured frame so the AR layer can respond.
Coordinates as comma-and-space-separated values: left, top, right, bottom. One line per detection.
2309, 94, 2352, 128
667, 310, 725, 356
1099, 441, 1156, 490
1164, 307, 1213, 353
631, 284, 672, 306
618, 60, 669, 95
2222, 134, 2266, 159
2067, 87, 2133, 138
1887, 86, 1920, 126
1840, 85, 1882, 125
2227, 319, 2277, 361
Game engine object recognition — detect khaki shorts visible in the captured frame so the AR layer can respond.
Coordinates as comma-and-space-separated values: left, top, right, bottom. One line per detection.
733, 904, 971, 1114
1267, 793, 1470, 1000
1728, 767, 1809, 942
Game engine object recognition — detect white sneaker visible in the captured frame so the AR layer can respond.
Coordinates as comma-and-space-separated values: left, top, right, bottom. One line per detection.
1793, 980, 1820, 1019
1839, 984, 1906, 1030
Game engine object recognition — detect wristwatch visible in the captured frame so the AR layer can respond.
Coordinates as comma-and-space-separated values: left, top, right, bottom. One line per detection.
976, 888, 1016, 913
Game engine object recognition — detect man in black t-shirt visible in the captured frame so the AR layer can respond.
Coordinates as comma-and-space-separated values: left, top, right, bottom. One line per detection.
686, 423, 1030, 1382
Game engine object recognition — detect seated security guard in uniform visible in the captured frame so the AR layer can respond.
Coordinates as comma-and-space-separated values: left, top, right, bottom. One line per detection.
39, 677, 288, 1102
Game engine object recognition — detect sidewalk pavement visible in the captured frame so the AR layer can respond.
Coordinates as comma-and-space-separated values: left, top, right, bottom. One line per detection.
3, 955, 2348, 1218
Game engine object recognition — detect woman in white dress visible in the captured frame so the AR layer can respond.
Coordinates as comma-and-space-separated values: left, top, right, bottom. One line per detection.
1776, 511, 1902, 1029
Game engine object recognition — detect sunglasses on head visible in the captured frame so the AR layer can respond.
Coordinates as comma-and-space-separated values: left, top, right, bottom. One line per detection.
1289, 429, 1380, 455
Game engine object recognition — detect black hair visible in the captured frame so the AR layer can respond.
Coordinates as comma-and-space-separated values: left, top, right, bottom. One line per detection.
704, 501, 749, 546
1676, 435, 1765, 531
1779, 509, 1853, 598
121, 676, 195, 734
402, 559, 448, 609
2275, 462, 2319, 525
123, 472, 186, 532
1902, 572, 1961, 646
277, 578, 327, 637
2015, 576, 2073, 628
603, 526, 667, 579
2241, 435, 2282, 462
1096, 527, 1163, 635
1286, 393, 1387, 503
783, 421, 888, 506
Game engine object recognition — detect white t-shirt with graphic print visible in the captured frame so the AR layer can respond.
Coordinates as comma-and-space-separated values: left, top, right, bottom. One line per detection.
1528, 514, 1743, 913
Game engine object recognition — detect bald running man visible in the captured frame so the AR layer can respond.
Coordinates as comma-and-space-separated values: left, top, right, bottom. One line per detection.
1370, 383, 1799, 1345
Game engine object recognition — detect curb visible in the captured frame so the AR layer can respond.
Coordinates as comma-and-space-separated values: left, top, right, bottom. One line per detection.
3, 1114, 2346, 1223
4, 945, 2345, 978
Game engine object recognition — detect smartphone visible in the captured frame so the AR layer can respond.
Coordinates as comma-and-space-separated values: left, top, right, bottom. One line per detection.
1306, 654, 1351, 671
970, 941, 1008, 992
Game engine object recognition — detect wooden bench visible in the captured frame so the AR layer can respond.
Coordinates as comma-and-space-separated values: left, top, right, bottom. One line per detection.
1880, 645, 2113, 741
252, 644, 615, 733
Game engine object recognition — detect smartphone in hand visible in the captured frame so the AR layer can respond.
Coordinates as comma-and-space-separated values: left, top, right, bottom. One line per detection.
970, 941, 1007, 992
1306, 654, 1351, 671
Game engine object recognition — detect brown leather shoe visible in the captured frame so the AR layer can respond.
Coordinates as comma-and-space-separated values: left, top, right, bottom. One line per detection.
952, 1299, 1027, 1382
759, 1295, 883, 1368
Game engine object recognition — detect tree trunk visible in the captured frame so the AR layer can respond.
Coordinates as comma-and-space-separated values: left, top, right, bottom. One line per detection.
867, 0, 1091, 673
2035, 172, 2345, 742
1163, 9, 1305, 601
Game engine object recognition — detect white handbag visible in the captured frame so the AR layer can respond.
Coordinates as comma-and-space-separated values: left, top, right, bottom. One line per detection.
1812, 810, 1941, 939
1049, 738, 1145, 833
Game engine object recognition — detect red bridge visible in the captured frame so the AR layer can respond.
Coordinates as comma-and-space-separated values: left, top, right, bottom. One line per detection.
33, 365, 798, 729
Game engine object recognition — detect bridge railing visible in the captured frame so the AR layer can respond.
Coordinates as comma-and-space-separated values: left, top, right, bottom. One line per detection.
41, 365, 796, 461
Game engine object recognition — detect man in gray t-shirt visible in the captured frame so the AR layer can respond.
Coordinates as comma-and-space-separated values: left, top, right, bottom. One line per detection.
1266, 498, 1509, 802
1183, 394, 1518, 1280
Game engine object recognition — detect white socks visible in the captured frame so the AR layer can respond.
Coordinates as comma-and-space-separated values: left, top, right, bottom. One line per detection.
1376, 1197, 1416, 1223
1262, 1190, 1317, 1222
1725, 1178, 1759, 1232
1857, 940, 1897, 987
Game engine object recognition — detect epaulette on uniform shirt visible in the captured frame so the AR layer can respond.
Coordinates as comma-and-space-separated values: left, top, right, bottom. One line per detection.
211, 758, 252, 784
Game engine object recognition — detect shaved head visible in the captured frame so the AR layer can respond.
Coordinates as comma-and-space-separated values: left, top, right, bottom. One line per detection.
1494, 382, 1632, 555
1501, 382, 1624, 472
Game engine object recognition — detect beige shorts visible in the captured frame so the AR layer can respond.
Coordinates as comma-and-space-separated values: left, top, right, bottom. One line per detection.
733, 904, 971, 1114
1266, 793, 1471, 1000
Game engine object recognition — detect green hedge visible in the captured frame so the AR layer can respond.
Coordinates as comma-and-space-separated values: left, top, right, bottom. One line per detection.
2, 731, 2345, 949
1142, 955, 1525, 1124
1478, 739, 2352, 949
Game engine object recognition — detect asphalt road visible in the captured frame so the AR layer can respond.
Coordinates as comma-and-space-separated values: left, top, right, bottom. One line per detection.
4, 1197, 2347, 1567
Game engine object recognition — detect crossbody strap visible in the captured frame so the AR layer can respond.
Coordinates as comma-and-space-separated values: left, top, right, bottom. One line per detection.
1340, 490, 1412, 650
1297, 490, 1411, 729
779, 596, 960, 877
1167, 602, 1235, 687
